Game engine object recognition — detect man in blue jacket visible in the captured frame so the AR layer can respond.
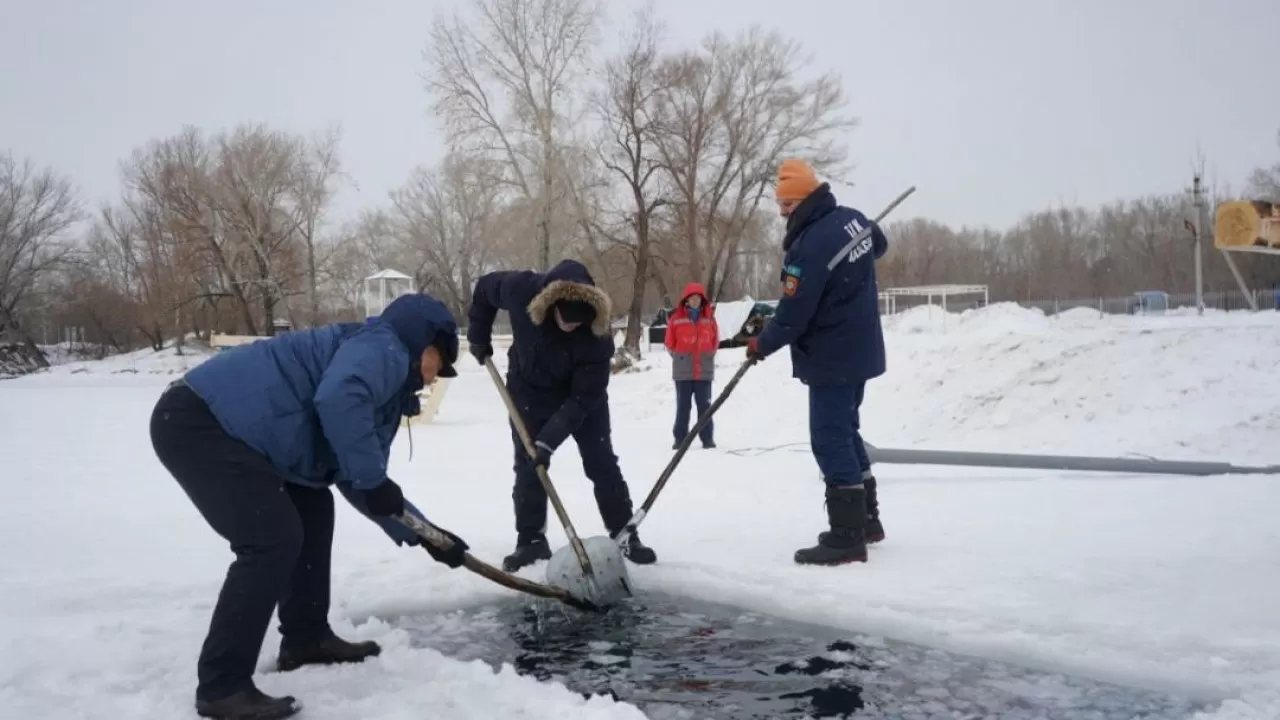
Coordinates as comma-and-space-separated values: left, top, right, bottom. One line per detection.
747, 159, 889, 566
467, 259, 657, 572
149, 292, 469, 720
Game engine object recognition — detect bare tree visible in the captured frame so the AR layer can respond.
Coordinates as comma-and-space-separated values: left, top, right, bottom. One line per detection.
50, 257, 135, 355
651, 27, 856, 298
1247, 129, 1280, 202
877, 219, 955, 287
592, 5, 667, 352
318, 217, 386, 320
389, 152, 504, 317
343, 208, 401, 270
116, 124, 342, 338
287, 127, 344, 327
0, 152, 83, 360
424, 0, 603, 270
89, 199, 183, 349
210, 124, 308, 334
121, 128, 261, 334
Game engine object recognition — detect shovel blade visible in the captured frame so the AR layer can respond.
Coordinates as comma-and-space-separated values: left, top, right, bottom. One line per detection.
545, 535, 632, 608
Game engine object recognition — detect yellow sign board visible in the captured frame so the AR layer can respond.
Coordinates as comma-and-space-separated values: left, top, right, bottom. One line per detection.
1215, 200, 1280, 251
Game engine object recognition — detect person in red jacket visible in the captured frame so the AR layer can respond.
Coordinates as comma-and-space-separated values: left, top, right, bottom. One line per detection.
663, 283, 720, 449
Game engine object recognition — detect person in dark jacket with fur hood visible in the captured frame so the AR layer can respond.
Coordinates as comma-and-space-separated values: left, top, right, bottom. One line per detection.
149, 293, 469, 720
467, 259, 657, 571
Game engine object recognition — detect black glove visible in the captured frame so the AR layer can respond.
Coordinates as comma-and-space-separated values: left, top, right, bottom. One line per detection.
745, 337, 765, 363
533, 441, 553, 469
469, 342, 492, 365
422, 525, 469, 569
363, 479, 405, 517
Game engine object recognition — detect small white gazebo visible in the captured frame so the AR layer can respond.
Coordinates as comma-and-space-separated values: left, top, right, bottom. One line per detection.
363, 269, 414, 318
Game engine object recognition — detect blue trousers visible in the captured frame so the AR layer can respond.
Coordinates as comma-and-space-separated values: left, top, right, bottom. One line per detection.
673, 380, 714, 445
808, 382, 871, 487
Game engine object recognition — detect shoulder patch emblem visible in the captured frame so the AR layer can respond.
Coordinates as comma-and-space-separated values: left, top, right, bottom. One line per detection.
783, 274, 799, 297
784, 264, 803, 278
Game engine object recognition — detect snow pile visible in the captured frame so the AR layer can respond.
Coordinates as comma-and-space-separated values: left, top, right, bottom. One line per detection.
626, 302, 1280, 462
869, 303, 1280, 461
0, 342, 45, 379
3, 304, 1280, 718
706, 298, 757, 342
37, 342, 117, 366
890, 300, 1278, 335
2, 342, 216, 382
886, 301, 1055, 336
23, 343, 215, 383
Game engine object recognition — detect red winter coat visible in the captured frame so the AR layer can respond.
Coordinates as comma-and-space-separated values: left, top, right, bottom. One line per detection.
663, 282, 720, 382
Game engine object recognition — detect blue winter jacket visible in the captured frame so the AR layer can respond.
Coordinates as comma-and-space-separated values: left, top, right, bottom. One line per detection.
181, 293, 460, 545
756, 183, 888, 385
466, 259, 615, 451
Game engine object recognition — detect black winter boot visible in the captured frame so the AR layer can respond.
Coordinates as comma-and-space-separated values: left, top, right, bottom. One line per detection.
796, 486, 869, 566
616, 530, 657, 565
864, 474, 884, 544
276, 630, 380, 672
502, 532, 553, 572
820, 474, 885, 546
195, 687, 300, 719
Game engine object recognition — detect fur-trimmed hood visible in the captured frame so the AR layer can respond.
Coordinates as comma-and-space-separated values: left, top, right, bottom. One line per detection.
526, 259, 613, 337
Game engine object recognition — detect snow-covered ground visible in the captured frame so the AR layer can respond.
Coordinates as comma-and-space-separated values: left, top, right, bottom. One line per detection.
3, 303, 1279, 719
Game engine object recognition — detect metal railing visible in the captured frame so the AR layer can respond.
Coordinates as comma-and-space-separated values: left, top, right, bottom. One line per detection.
881, 288, 1280, 317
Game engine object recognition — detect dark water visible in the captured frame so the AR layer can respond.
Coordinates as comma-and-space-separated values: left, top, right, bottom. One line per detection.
404, 593, 1210, 719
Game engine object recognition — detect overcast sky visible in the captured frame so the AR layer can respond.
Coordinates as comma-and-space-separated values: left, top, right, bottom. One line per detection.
3, 0, 1276, 231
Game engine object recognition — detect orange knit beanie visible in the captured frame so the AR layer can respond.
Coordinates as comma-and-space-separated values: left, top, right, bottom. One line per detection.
775, 158, 820, 202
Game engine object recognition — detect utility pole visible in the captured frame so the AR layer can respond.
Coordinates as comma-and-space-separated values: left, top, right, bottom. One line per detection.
1188, 172, 1206, 315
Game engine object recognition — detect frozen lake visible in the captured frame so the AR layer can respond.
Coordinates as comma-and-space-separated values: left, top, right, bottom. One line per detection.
406, 593, 1210, 719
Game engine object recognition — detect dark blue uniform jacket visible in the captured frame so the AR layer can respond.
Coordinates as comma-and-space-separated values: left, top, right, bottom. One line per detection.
756, 183, 889, 385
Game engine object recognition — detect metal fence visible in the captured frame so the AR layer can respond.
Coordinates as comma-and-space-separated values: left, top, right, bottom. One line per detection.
882, 288, 1280, 318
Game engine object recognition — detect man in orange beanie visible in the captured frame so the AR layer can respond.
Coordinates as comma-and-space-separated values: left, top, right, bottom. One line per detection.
746, 158, 889, 566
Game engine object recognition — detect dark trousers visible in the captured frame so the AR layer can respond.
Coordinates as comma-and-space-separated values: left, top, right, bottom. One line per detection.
673, 380, 714, 445
149, 383, 334, 702
808, 382, 872, 487
511, 396, 634, 537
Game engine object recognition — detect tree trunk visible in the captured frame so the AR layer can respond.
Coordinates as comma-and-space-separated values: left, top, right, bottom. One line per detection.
307, 240, 320, 327
262, 291, 276, 335
254, 252, 276, 336
623, 212, 652, 353
539, 135, 555, 271
650, 265, 672, 309
683, 193, 701, 281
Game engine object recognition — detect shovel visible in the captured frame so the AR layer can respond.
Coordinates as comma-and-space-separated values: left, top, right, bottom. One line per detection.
482, 358, 632, 608
394, 512, 601, 612
613, 357, 757, 547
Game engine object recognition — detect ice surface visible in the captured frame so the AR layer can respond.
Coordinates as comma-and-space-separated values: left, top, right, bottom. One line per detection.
405, 593, 1211, 719
3, 303, 1280, 718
